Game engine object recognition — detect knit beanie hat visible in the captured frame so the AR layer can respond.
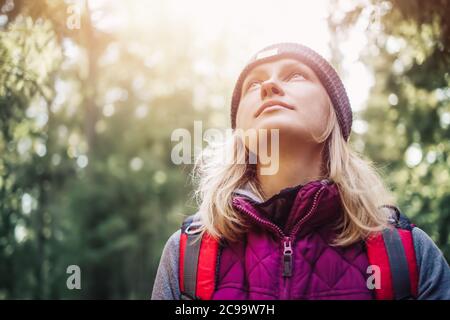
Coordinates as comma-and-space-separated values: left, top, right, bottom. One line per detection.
230, 42, 353, 142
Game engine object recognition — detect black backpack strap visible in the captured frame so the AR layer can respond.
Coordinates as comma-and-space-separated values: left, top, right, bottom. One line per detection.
180, 214, 203, 300
378, 205, 416, 299
381, 228, 413, 300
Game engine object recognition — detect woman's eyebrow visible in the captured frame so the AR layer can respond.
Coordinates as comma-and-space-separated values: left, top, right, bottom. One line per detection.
245, 68, 266, 81
280, 62, 312, 76
242, 69, 265, 89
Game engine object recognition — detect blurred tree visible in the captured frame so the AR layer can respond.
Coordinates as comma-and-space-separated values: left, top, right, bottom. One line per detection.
0, 7, 65, 298
329, 0, 450, 260
1, 0, 233, 298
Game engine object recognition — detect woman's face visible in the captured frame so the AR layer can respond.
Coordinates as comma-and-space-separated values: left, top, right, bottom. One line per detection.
236, 58, 331, 142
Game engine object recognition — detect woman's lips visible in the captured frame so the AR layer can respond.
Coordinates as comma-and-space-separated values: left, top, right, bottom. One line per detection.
260, 105, 288, 115
254, 100, 295, 118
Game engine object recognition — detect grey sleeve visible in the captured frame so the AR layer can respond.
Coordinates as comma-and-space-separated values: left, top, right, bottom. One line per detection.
413, 227, 450, 300
151, 229, 181, 300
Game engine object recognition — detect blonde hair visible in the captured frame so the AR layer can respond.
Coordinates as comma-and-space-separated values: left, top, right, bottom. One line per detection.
192, 102, 395, 246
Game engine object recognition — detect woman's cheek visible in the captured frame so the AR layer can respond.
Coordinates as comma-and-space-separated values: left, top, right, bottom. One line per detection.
310, 104, 329, 137
235, 107, 247, 129
236, 98, 257, 129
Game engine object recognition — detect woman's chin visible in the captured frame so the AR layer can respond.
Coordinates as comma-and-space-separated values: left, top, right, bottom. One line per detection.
253, 114, 304, 132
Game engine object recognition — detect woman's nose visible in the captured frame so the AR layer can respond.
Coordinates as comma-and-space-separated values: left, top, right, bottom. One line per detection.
260, 80, 284, 99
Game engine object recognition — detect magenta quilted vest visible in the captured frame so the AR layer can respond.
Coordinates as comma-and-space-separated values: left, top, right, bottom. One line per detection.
211, 179, 374, 300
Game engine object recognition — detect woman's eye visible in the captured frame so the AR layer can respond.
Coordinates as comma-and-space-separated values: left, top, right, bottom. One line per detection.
247, 81, 260, 90
288, 72, 306, 81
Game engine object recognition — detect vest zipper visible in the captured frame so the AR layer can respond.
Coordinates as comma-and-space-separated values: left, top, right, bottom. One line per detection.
289, 184, 326, 237
232, 202, 286, 239
232, 180, 328, 299
282, 237, 293, 277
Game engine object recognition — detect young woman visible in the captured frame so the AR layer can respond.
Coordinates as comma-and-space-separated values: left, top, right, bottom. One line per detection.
152, 43, 450, 300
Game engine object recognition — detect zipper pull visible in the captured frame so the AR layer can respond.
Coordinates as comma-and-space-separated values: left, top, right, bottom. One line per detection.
283, 237, 293, 277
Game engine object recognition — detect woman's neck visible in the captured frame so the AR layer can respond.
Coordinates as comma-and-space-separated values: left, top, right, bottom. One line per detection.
256, 142, 325, 199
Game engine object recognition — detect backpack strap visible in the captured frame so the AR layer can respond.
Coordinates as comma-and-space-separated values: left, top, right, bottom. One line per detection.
382, 228, 413, 299
179, 214, 219, 300
366, 206, 419, 300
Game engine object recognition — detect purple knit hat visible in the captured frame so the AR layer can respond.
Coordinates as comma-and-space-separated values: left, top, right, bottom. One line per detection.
230, 42, 353, 142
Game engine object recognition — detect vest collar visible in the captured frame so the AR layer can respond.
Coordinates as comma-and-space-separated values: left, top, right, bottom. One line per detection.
232, 179, 343, 238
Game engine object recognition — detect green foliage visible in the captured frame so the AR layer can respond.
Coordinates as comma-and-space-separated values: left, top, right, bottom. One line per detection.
0, 0, 232, 299
331, 0, 450, 260
0, 11, 63, 299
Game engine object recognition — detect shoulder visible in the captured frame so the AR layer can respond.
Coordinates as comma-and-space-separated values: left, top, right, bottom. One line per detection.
150, 229, 182, 300
411, 227, 450, 299
160, 229, 181, 266
166, 229, 181, 249
381, 205, 447, 271
382, 206, 450, 299
382, 205, 444, 263
164, 212, 202, 254
411, 227, 444, 265
161, 229, 181, 269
